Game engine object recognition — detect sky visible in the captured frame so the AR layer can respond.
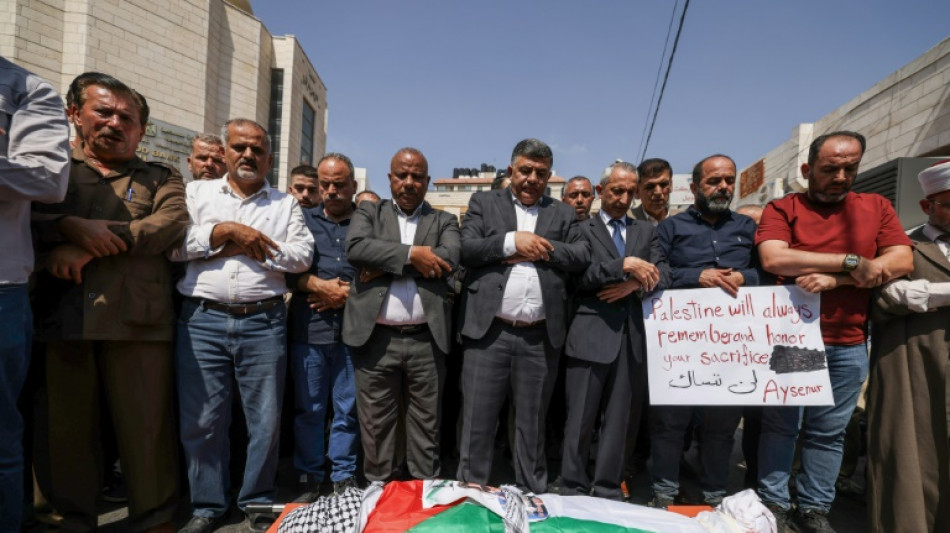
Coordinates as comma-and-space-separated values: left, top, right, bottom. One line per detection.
253, 0, 949, 190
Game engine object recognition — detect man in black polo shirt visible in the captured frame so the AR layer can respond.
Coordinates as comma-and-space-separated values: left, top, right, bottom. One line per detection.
288, 153, 360, 500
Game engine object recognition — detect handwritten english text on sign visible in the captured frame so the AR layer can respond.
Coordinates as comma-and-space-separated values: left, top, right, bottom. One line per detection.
643, 286, 833, 406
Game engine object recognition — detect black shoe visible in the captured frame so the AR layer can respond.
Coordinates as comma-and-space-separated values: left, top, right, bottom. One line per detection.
102, 462, 128, 503
648, 494, 675, 509
546, 475, 563, 494
294, 472, 323, 502
246, 512, 274, 532
765, 504, 790, 533
178, 515, 215, 533
704, 496, 723, 507
333, 476, 360, 495
791, 507, 835, 533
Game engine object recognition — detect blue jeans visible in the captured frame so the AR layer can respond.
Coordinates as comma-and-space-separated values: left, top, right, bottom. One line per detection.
0, 284, 30, 531
757, 343, 868, 512
176, 299, 287, 518
290, 341, 359, 482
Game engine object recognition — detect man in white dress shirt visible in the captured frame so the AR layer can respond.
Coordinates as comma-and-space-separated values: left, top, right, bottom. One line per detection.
171, 118, 313, 533
342, 148, 460, 482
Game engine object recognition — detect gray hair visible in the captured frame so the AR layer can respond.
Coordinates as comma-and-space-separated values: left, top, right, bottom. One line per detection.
510, 138, 553, 165
599, 161, 638, 188
318, 152, 355, 181
191, 133, 223, 150
221, 118, 271, 154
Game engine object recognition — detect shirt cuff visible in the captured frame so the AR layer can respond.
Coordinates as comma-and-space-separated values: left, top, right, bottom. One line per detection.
199, 223, 225, 258
503, 232, 516, 257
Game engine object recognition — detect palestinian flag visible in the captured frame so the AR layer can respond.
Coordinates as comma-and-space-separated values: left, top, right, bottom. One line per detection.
358, 480, 710, 533
275, 479, 774, 532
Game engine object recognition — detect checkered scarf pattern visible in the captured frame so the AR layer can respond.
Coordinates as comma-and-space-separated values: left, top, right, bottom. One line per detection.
277, 486, 364, 533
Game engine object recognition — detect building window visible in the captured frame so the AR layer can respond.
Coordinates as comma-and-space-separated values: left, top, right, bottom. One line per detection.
300, 99, 315, 166
267, 69, 284, 186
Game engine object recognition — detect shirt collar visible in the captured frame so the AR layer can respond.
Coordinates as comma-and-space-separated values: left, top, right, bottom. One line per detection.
686, 204, 733, 225
922, 224, 946, 243
313, 203, 355, 224
599, 209, 627, 226
71, 143, 147, 176
393, 200, 424, 219
220, 174, 273, 200
509, 189, 541, 210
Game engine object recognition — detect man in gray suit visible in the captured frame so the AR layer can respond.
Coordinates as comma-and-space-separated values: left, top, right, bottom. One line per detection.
342, 147, 460, 482
560, 162, 670, 500
456, 138, 590, 493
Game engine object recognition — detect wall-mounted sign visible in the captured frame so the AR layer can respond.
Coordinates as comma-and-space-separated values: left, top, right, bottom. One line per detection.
740, 159, 765, 199
136, 118, 198, 181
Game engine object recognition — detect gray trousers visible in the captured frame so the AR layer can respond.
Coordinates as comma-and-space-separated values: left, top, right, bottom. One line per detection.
457, 320, 559, 494
352, 326, 445, 481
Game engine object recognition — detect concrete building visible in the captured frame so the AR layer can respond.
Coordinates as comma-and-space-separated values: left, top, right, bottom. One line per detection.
739, 35, 950, 208
1, 0, 327, 187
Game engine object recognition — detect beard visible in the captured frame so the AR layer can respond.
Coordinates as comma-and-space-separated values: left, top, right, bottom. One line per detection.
233, 159, 260, 181
809, 190, 848, 204
696, 189, 733, 215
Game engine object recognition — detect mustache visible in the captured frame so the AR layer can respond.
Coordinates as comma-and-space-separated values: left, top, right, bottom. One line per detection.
238, 158, 257, 169
101, 127, 124, 139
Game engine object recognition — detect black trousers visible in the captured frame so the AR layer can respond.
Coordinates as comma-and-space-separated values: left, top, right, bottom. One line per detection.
561, 331, 646, 500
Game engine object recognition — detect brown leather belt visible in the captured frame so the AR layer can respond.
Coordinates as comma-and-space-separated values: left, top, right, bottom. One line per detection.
495, 316, 546, 328
380, 323, 429, 335
191, 296, 284, 316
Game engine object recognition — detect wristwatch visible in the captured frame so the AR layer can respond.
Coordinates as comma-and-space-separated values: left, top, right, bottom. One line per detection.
841, 253, 861, 272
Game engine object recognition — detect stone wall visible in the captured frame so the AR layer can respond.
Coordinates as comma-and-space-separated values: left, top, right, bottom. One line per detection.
739, 37, 950, 201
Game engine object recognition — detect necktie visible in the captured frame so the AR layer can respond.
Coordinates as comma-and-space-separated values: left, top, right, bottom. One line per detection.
610, 218, 625, 257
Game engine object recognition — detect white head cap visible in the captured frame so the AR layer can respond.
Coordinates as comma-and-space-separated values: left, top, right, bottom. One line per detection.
918, 159, 950, 197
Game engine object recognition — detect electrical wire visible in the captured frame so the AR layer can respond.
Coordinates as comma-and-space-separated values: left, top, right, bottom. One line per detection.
639, 0, 691, 162
636, 0, 679, 162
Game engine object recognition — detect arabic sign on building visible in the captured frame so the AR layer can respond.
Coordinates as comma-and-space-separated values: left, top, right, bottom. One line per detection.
668, 173, 694, 207
740, 159, 765, 199
135, 118, 198, 181
642, 286, 833, 406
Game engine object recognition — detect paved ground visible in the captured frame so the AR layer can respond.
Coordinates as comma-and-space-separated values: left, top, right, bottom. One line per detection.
27, 426, 869, 532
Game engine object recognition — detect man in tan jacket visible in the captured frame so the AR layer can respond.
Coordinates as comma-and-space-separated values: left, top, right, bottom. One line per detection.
32, 72, 187, 532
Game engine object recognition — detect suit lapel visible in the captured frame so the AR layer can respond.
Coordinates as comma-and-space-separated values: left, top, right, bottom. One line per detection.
915, 239, 950, 274
380, 201, 401, 242
591, 216, 619, 258
499, 190, 518, 231
534, 196, 554, 236
413, 203, 435, 245
624, 218, 640, 256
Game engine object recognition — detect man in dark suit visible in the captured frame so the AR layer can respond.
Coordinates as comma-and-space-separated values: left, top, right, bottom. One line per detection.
342, 147, 460, 482
560, 162, 670, 500
629, 158, 673, 225
456, 138, 590, 493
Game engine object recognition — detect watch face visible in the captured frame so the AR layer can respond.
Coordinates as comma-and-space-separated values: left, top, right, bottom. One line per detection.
844, 254, 859, 271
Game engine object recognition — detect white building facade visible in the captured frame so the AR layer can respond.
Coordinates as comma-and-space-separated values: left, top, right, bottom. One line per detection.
1, 0, 327, 187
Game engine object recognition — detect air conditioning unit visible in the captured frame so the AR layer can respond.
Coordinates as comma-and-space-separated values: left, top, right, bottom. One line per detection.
852, 157, 947, 230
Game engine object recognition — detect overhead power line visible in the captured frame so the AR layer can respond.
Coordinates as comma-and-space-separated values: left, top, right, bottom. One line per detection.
636, 0, 679, 162
638, 0, 690, 163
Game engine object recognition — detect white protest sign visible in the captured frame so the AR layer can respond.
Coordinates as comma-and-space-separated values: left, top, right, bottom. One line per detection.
642, 285, 834, 406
